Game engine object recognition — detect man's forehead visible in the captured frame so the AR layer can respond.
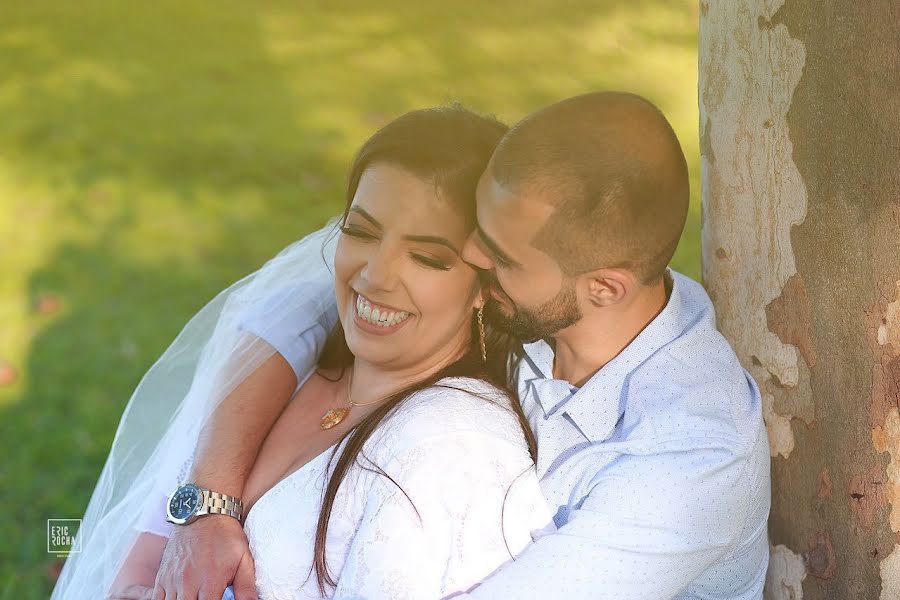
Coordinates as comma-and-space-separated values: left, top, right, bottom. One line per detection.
476, 172, 555, 239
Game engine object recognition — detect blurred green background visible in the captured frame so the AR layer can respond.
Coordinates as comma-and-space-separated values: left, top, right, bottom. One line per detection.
0, 1, 700, 596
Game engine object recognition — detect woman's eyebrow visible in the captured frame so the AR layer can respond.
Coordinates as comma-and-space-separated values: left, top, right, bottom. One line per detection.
403, 235, 459, 255
348, 206, 382, 228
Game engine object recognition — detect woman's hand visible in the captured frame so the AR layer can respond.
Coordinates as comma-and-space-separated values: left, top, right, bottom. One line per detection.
153, 515, 257, 600
106, 532, 167, 600
106, 584, 154, 600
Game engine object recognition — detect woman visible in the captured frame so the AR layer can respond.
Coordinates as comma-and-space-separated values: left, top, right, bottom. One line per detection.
53, 105, 551, 599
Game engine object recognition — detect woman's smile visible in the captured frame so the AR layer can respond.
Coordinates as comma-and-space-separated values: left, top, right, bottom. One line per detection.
351, 292, 414, 335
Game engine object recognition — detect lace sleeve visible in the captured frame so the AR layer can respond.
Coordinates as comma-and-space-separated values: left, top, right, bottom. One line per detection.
333, 404, 552, 599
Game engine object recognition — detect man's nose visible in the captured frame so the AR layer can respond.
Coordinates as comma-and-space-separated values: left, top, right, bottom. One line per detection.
462, 232, 495, 270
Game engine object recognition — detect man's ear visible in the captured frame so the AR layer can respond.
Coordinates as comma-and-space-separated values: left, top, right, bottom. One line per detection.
582, 268, 635, 308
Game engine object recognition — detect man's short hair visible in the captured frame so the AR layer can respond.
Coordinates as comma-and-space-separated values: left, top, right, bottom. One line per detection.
490, 92, 690, 284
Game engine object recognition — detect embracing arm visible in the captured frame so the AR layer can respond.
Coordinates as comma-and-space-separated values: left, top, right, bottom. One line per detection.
190, 352, 297, 501
151, 279, 338, 600
107, 354, 297, 599
456, 441, 762, 600
151, 352, 297, 600
189, 274, 340, 501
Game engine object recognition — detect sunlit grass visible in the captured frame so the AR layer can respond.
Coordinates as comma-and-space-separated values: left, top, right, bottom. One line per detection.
0, 1, 699, 596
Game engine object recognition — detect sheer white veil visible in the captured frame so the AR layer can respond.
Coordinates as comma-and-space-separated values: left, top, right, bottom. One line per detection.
51, 219, 340, 598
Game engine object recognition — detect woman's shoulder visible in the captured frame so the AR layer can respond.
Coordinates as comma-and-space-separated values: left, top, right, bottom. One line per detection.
367, 377, 527, 461
401, 376, 519, 430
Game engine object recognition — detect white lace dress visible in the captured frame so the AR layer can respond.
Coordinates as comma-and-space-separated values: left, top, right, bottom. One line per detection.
245, 378, 552, 600
142, 377, 553, 599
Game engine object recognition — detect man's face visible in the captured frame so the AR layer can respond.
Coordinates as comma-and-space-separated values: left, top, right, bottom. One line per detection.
461, 169, 583, 342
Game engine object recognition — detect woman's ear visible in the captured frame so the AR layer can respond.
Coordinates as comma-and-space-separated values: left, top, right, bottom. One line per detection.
473, 291, 486, 311
471, 285, 487, 311
583, 268, 635, 308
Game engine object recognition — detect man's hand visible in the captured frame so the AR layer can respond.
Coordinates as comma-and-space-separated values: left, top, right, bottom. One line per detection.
153, 516, 257, 600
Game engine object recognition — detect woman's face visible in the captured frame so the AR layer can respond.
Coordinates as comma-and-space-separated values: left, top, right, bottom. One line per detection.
334, 162, 482, 373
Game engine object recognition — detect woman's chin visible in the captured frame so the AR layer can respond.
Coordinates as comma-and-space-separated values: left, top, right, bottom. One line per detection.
343, 337, 399, 368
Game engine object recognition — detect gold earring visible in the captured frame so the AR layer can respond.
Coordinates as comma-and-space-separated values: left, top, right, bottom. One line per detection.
477, 306, 487, 362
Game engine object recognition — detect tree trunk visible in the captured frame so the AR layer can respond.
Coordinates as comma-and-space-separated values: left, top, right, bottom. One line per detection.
698, 0, 900, 598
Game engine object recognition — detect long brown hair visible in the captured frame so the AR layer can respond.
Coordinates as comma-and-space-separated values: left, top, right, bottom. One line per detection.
311, 105, 537, 594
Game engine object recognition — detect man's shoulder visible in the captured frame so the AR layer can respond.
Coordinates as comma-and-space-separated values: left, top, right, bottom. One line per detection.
624, 328, 763, 453
631, 269, 752, 408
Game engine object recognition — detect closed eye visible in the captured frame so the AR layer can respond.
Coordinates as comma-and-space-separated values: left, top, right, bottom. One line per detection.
490, 252, 512, 269
473, 226, 518, 270
411, 254, 451, 271
482, 246, 512, 269
342, 226, 450, 270
340, 225, 377, 241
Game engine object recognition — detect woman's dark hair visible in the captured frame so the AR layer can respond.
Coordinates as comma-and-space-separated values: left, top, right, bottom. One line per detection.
311, 104, 537, 594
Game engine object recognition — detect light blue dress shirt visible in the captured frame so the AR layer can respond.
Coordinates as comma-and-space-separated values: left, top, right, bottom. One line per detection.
241, 269, 770, 599
458, 270, 771, 599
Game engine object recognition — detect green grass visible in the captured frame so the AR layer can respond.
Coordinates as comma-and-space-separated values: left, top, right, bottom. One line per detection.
0, 1, 700, 596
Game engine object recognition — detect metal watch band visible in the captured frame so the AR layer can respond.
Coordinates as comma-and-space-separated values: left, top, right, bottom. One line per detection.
199, 490, 243, 521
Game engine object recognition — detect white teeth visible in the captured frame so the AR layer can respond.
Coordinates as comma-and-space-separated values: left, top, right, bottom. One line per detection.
354, 294, 410, 327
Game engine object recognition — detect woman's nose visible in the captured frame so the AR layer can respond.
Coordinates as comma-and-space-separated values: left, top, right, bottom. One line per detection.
361, 246, 399, 291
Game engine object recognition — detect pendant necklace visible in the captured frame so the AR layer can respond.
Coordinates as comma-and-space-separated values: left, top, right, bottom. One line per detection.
319, 369, 381, 430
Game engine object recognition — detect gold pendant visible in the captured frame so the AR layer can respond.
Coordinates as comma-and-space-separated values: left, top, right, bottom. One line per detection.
320, 407, 350, 430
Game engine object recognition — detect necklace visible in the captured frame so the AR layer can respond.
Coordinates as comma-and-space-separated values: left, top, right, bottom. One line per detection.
319, 370, 381, 430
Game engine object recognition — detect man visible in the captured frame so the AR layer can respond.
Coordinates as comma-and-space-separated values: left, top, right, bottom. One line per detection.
153, 92, 770, 599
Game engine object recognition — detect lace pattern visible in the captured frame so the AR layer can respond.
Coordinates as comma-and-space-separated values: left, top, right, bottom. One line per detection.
244, 377, 553, 599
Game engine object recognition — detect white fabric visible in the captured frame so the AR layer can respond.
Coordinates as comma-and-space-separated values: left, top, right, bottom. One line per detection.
244, 377, 551, 599
51, 221, 341, 599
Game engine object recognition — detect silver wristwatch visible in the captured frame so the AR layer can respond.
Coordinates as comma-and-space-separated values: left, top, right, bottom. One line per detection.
166, 483, 243, 525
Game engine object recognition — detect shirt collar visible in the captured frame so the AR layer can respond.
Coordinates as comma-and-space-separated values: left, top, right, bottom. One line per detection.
519, 270, 709, 441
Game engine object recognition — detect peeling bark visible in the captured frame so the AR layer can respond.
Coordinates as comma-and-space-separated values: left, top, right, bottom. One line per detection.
881, 545, 900, 600
873, 409, 900, 534
765, 544, 807, 599
766, 274, 817, 368
817, 468, 832, 500
849, 466, 888, 531
700, 0, 900, 597
805, 531, 836, 580
878, 284, 900, 350
699, 0, 811, 464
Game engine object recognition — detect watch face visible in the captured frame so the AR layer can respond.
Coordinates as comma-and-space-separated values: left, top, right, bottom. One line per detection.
168, 484, 202, 522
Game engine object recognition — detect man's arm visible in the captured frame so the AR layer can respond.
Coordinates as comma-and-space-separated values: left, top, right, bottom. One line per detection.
457, 440, 761, 600
191, 351, 297, 498
153, 276, 339, 600
152, 351, 296, 600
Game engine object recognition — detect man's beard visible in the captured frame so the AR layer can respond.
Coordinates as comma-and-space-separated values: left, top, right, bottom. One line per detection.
483, 277, 583, 343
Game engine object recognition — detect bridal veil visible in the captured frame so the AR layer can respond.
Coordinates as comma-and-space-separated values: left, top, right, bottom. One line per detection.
51, 219, 339, 598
